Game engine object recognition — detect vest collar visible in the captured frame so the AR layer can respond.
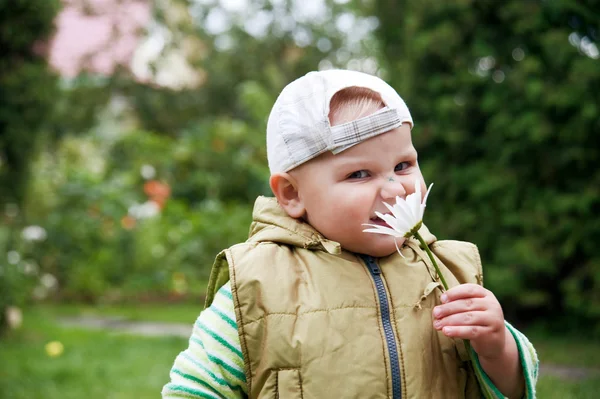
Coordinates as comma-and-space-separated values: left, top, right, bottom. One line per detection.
248, 196, 437, 256
248, 196, 342, 254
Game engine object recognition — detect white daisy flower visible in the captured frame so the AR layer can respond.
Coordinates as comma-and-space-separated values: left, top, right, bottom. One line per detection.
363, 179, 433, 239
363, 178, 448, 290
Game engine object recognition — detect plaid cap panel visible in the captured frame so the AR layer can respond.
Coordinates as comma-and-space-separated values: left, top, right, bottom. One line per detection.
281, 117, 330, 172
280, 107, 406, 172
330, 107, 403, 152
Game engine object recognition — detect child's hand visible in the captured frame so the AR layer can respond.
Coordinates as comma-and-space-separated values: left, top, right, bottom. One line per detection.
432, 283, 506, 360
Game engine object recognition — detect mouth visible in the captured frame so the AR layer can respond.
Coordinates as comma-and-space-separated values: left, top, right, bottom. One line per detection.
369, 215, 390, 227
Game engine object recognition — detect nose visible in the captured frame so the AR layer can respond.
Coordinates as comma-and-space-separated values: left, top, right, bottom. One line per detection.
380, 177, 406, 200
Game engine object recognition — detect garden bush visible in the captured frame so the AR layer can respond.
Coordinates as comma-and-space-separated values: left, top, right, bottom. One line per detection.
0, 0, 61, 332
375, 0, 600, 334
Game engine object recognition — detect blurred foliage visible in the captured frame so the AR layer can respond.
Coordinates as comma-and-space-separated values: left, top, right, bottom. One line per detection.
0, 0, 61, 331
375, 0, 600, 334
2, 0, 599, 338
22, 121, 265, 302
0, 0, 61, 205
0, 0, 376, 316
54, 0, 373, 135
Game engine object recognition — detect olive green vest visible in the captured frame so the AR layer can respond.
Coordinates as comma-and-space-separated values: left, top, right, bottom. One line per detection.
206, 197, 485, 398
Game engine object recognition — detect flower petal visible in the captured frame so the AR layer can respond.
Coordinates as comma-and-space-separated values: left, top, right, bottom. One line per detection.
383, 201, 402, 220
405, 191, 420, 223
418, 183, 434, 220
363, 179, 436, 249
422, 183, 433, 207
394, 238, 406, 258
387, 199, 415, 228
376, 210, 411, 234
363, 226, 405, 238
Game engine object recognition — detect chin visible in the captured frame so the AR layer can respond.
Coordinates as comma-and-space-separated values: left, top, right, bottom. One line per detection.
359, 237, 406, 258
363, 248, 397, 258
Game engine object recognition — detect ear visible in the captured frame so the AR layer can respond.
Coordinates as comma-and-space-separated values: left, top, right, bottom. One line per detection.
269, 173, 305, 219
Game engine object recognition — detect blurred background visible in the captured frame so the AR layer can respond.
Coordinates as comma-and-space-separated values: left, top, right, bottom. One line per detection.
0, 0, 598, 397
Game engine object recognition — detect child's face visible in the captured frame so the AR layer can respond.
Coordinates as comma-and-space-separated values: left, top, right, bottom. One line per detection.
291, 124, 427, 257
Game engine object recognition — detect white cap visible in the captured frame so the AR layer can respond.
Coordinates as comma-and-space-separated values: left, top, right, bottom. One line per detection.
266, 69, 413, 173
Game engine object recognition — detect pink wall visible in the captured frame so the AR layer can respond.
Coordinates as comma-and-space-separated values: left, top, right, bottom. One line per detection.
49, 0, 151, 77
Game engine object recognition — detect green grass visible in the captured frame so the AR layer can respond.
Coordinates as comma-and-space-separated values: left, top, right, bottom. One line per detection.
0, 307, 188, 399
527, 329, 600, 398
35, 302, 203, 324
537, 376, 600, 399
2, 305, 600, 398
525, 328, 600, 368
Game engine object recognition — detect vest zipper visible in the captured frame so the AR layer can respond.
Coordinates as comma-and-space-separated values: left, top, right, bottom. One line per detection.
362, 255, 402, 399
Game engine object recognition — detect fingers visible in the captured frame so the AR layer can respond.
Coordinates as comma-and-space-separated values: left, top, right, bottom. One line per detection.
431, 284, 508, 359
433, 310, 504, 344
432, 284, 504, 340
433, 310, 489, 329
433, 297, 486, 318
437, 325, 491, 340
440, 283, 487, 303
434, 284, 498, 319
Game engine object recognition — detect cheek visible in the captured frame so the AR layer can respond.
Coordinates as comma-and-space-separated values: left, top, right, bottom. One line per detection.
309, 188, 366, 222
331, 188, 375, 218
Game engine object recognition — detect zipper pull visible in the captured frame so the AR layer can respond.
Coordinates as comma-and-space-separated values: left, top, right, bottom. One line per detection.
370, 264, 381, 275
363, 255, 381, 275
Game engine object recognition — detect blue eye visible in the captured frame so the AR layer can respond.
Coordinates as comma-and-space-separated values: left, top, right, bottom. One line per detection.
348, 170, 369, 179
395, 162, 410, 172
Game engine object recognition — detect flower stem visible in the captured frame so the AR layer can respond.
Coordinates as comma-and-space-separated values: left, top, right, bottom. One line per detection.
415, 231, 449, 291
415, 232, 474, 361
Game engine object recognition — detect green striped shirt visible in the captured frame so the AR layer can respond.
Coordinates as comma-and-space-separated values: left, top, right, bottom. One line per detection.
162, 282, 538, 398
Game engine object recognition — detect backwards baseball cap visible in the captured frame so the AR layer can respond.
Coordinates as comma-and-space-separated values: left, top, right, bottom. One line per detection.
266, 69, 413, 174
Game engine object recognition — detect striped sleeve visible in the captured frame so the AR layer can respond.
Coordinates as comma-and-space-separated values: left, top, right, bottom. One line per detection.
472, 321, 539, 399
162, 282, 247, 399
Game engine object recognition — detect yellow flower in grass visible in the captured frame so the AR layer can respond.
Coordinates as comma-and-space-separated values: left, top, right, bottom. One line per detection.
45, 341, 64, 358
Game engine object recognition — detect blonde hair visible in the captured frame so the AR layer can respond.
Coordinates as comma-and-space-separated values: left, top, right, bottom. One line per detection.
328, 86, 386, 126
